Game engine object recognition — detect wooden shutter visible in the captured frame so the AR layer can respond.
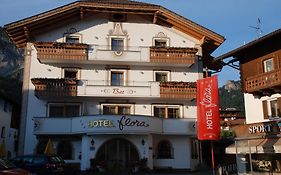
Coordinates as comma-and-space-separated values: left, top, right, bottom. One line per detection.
262, 100, 269, 119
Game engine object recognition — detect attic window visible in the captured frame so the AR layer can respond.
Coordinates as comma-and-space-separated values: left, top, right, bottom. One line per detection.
110, 13, 126, 22
64, 33, 82, 43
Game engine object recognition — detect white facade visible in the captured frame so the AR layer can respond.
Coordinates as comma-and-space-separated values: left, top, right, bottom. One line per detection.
244, 93, 281, 124
4, 1, 223, 172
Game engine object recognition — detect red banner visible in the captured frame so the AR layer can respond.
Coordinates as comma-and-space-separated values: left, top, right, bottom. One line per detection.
196, 75, 220, 140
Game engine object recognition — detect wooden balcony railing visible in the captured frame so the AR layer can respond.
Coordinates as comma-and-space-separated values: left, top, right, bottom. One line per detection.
34, 42, 88, 61
244, 69, 281, 94
160, 81, 197, 99
150, 47, 197, 65
31, 78, 77, 98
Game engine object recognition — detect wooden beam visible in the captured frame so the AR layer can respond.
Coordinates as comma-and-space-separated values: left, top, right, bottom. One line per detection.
153, 11, 161, 24
23, 26, 30, 41
80, 7, 84, 20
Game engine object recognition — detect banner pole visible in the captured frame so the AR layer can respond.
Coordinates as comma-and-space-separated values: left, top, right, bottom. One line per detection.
211, 140, 215, 175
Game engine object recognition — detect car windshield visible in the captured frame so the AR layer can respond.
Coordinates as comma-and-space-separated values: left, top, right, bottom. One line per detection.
0, 158, 16, 170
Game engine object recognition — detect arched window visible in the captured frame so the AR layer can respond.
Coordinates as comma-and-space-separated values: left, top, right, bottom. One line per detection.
157, 140, 173, 159
57, 141, 73, 160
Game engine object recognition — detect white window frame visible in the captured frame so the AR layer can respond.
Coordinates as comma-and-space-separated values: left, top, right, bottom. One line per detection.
153, 37, 170, 47
263, 58, 274, 72
62, 68, 81, 79
267, 98, 279, 118
109, 69, 127, 86
101, 103, 134, 115
64, 33, 82, 43
152, 104, 182, 118
47, 103, 82, 117
154, 70, 171, 82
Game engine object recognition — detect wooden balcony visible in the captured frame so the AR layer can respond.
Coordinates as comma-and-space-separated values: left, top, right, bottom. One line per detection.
244, 69, 281, 96
150, 47, 197, 65
34, 42, 88, 61
160, 81, 197, 99
31, 78, 77, 98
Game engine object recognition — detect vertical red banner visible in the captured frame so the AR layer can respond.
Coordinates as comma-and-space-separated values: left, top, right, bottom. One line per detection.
196, 75, 220, 140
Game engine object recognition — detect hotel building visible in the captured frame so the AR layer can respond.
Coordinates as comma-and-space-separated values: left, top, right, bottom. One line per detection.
4, 0, 224, 171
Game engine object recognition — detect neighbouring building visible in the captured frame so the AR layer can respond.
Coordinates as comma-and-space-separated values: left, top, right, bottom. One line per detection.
0, 95, 18, 159
216, 28, 281, 174
3, 0, 224, 171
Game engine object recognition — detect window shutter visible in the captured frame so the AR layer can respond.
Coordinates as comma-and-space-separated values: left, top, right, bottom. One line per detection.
262, 100, 269, 119
277, 97, 281, 117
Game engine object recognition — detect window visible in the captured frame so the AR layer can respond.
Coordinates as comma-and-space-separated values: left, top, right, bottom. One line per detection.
111, 71, 124, 86
155, 72, 168, 82
63, 68, 80, 79
103, 105, 131, 115
153, 105, 180, 118
64, 34, 81, 44
57, 141, 73, 160
264, 59, 274, 72
48, 103, 81, 117
154, 39, 168, 47
111, 38, 124, 51
263, 98, 281, 119
157, 140, 173, 159
1, 127, 6, 138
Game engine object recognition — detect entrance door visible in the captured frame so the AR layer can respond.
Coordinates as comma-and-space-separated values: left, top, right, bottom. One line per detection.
95, 138, 139, 171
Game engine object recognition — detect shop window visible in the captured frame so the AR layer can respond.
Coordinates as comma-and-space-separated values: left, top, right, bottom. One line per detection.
1, 126, 6, 138
153, 105, 180, 118
263, 58, 274, 72
157, 140, 173, 159
48, 103, 81, 117
57, 141, 73, 160
103, 105, 131, 115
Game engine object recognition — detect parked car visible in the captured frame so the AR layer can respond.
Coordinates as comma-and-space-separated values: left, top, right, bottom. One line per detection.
10, 155, 65, 175
0, 158, 31, 175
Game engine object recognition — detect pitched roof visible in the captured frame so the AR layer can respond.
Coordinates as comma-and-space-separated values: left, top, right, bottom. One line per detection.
4, 0, 224, 57
215, 28, 281, 62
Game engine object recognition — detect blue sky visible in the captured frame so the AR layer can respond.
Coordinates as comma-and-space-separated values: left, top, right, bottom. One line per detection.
1, 0, 281, 86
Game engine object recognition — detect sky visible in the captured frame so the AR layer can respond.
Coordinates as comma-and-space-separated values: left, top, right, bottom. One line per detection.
1, 0, 281, 87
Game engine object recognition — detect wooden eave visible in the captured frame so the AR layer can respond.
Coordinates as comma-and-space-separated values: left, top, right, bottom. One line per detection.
4, 0, 224, 54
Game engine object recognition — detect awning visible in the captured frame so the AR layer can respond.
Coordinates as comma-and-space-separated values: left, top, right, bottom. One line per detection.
226, 138, 281, 154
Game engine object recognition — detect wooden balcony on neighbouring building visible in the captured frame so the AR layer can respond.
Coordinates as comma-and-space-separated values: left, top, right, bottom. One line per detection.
244, 68, 281, 96
34, 42, 88, 62
150, 47, 197, 66
31, 78, 77, 98
160, 81, 197, 100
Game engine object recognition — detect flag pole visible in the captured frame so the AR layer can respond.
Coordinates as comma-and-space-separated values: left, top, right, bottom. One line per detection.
205, 67, 216, 175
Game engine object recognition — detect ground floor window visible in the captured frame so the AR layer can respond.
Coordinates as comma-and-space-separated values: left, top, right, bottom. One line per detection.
57, 141, 73, 160
157, 140, 173, 159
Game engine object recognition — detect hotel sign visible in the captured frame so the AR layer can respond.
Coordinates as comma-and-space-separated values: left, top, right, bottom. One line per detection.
88, 116, 150, 131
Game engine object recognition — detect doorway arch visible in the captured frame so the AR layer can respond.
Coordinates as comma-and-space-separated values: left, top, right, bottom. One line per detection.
95, 138, 139, 171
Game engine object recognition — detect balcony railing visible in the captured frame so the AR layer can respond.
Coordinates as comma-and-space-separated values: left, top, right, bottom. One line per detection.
150, 47, 197, 65
35, 42, 88, 61
244, 69, 281, 95
31, 78, 77, 98
34, 42, 197, 66
160, 81, 197, 99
